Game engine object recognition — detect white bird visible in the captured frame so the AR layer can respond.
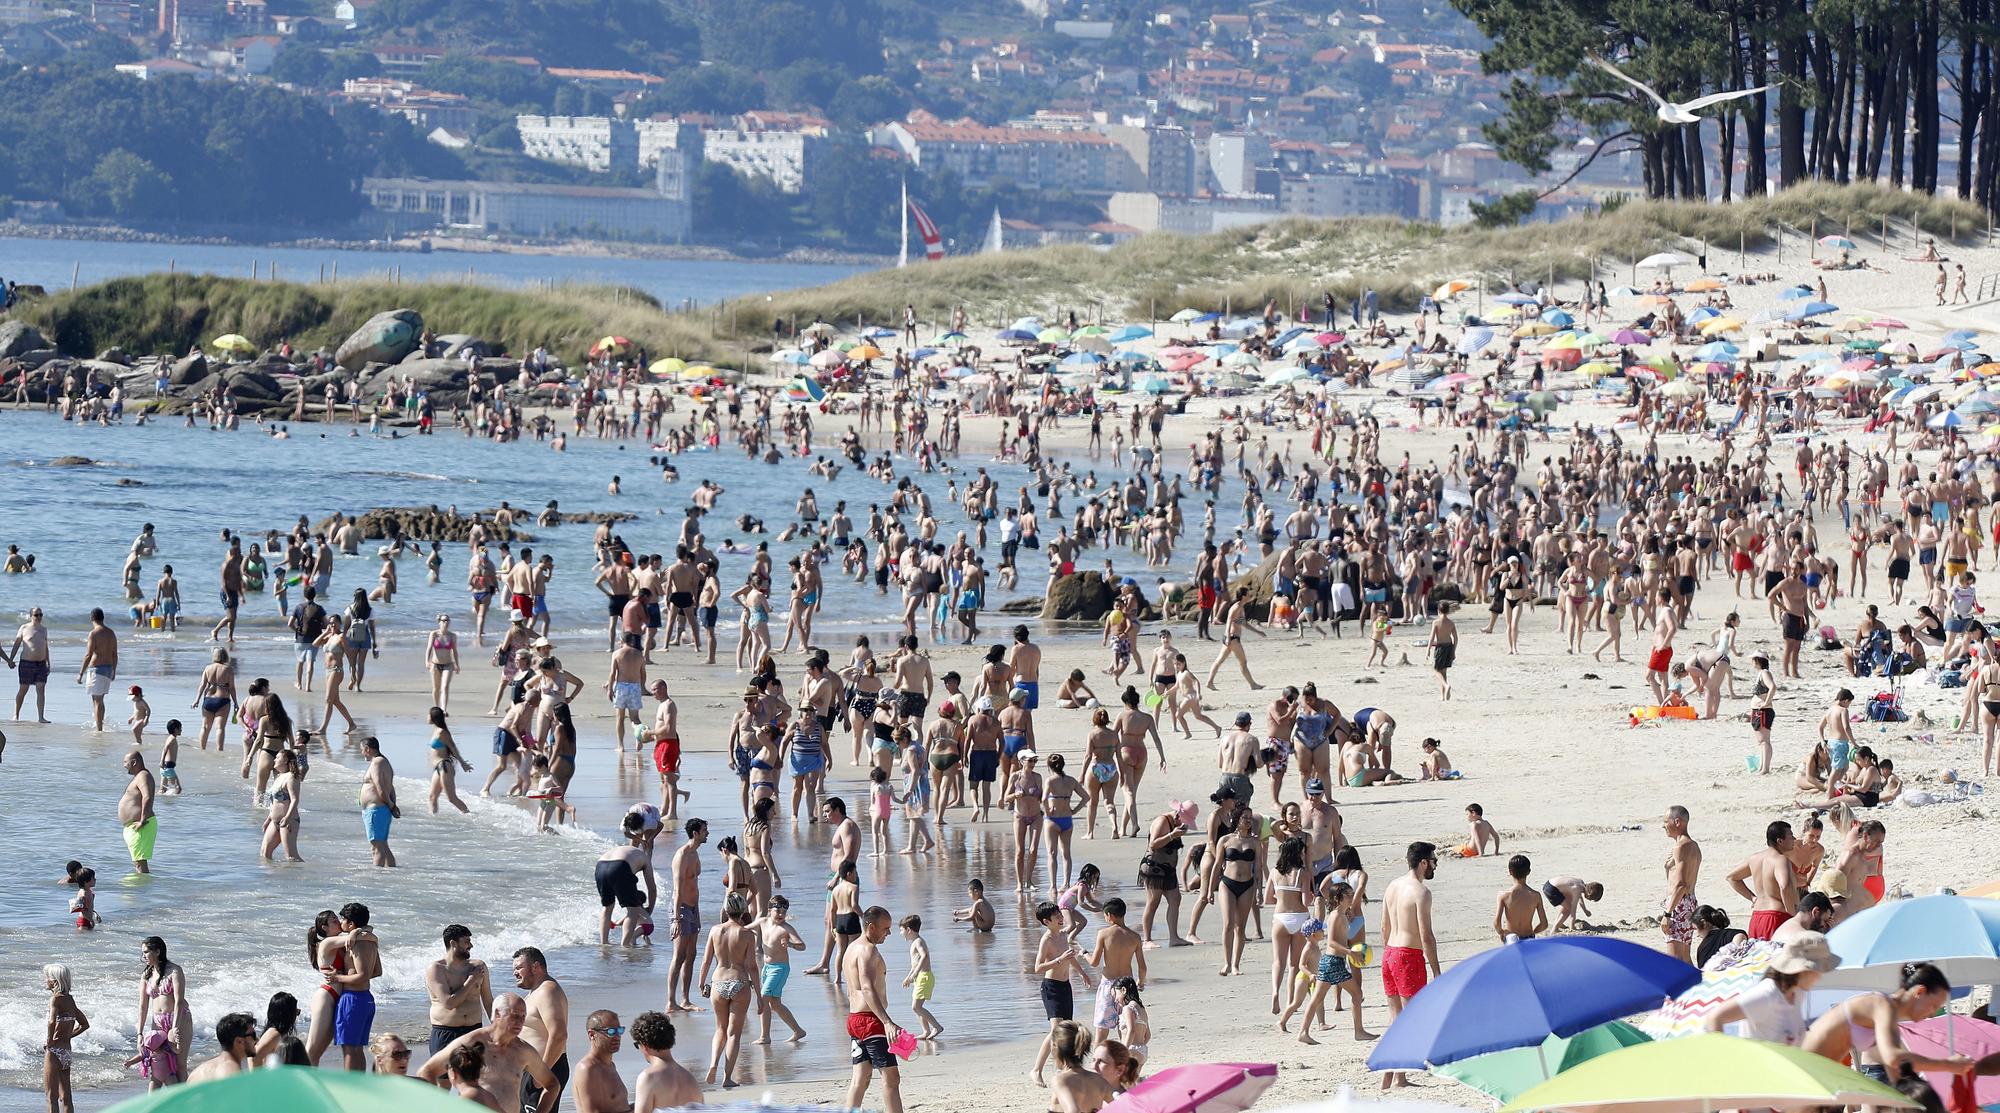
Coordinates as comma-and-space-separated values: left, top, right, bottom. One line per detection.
1588, 55, 1772, 124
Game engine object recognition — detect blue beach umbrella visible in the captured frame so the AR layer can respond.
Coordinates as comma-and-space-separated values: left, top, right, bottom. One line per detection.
1366, 936, 1700, 1071
1110, 325, 1153, 343
1135, 375, 1174, 394
1694, 341, 1739, 361
1780, 284, 1815, 300
1541, 309, 1575, 328
1494, 293, 1537, 306
1818, 896, 2000, 989
1060, 351, 1106, 368
1946, 328, 1980, 345
997, 328, 1037, 342
1688, 306, 1721, 323
1796, 300, 1839, 317
1931, 411, 1967, 430
1456, 327, 1496, 355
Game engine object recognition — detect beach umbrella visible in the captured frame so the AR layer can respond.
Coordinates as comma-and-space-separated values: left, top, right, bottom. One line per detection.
1206, 342, 1239, 358
1169, 308, 1204, 323
1111, 349, 1155, 366
590, 336, 631, 356
832, 339, 857, 352
767, 349, 810, 365
1578, 361, 1618, 378
1135, 375, 1174, 394
1488, 305, 1524, 319
847, 343, 884, 361
1820, 235, 1859, 250
1687, 305, 1721, 323
103, 1068, 486, 1113
649, 357, 688, 378
1542, 309, 1575, 327
1268, 366, 1312, 385
1638, 945, 1778, 1039
1693, 341, 1739, 360
1515, 322, 1559, 337
1162, 353, 1206, 373
1433, 280, 1472, 300
1262, 1085, 1467, 1113
1684, 277, 1725, 292
786, 377, 826, 403
1637, 252, 1693, 270
1661, 379, 1705, 399
938, 364, 975, 379
1947, 328, 1981, 344
1495, 292, 1538, 306
1609, 286, 1640, 297
800, 320, 836, 337
1103, 1061, 1276, 1113
1751, 308, 1789, 326
1036, 327, 1071, 344
997, 328, 1038, 343
1367, 937, 1700, 1071
1060, 351, 1107, 368
1456, 327, 1497, 354
1523, 390, 1561, 416
1213, 371, 1255, 391
1434, 1022, 1653, 1103
1074, 335, 1114, 354
678, 365, 722, 382
936, 331, 969, 348
909, 347, 942, 361
210, 334, 255, 354
1072, 324, 1110, 338
1110, 325, 1153, 343
1902, 1015, 2000, 1109
1221, 351, 1262, 367
1608, 328, 1652, 345
1699, 317, 1744, 335
1009, 315, 1043, 332
1567, 331, 1609, 347
1820, 895, 2000, 988
1873, 317, 1909, 330
1933, 410, 1968, 429
1779, 284, 1815, 300
1498, 1034, 1917, 1113
808, 349, 844, 369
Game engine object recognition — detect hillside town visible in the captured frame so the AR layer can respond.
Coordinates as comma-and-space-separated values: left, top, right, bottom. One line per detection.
0, 0, 1647, 246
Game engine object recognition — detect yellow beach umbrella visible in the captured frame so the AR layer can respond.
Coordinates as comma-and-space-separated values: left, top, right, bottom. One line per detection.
678, 365, 715, 381
848, 344, 884, 361
1515, 322, 1558, 337
211, 334, 255, 354
1488, 305, 1522, 320
648, 357, 687, 378
1699, 317, 1744, 335
590, 335, 631, 356
1578, 360, 1618, 377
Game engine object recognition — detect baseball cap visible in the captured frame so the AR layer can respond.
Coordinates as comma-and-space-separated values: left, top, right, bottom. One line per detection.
1305, 778, 1326, 795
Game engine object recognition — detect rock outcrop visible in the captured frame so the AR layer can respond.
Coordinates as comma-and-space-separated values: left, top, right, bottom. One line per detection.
334, 309, 423, 371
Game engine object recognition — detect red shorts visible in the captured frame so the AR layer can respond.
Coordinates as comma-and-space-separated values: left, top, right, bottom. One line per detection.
653, 736, 681, 777
1059, 561, 1076, 577
1731, 551, 1753, 572
1747, 908, 1787, 941
1198, 584, 1218, 609
1381, 945, 1429, 999
1647, 647, 1673, 673
510, 592, 533, 616
846, 1012, 885, 1041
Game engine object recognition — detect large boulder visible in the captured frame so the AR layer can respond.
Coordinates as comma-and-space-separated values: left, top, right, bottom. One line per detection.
1166, 551, 1282, 622
334, 309, 423, 371
318, 507, 533, 544
169, 352, 209, 386
222, 369, 284, 401
1042, 572, 1118, 621
396, 357, 471, 391
0, 321, 46, 360
435, 334, 490, 359
96, 347, 131, 365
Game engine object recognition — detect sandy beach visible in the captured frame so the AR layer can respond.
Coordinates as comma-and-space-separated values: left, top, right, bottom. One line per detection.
7, 225, 2000, 1113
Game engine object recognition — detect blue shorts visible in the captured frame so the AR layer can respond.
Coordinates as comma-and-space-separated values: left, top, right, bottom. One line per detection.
492, 728, 519, 756
533, 595, 548, 617
968, 750, 1000, 783
1003, 734, 1029, 757
362, 804, 392, 842
333, 988, 375, 1046
1933, 501, 1950, 522
1948, 615, 1970, 634
761, 962, 790, 998
159, 599, 179, 617
1013, 680, 1039, 710
295, 642, 319, 664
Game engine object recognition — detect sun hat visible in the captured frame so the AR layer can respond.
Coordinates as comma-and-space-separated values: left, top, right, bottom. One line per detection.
1769, 931, 1841, 974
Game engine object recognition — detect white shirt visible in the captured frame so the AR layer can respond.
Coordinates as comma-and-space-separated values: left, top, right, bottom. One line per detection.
1731, 978, 1805, 1046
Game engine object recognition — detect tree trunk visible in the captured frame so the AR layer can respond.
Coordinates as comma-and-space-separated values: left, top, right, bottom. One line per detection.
1747, 23, 1770, 194
1778, 0, 1808, 184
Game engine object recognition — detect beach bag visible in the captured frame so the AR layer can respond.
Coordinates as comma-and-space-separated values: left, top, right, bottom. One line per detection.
1866, 693, 1906, 722
1937, 666, 1965, 688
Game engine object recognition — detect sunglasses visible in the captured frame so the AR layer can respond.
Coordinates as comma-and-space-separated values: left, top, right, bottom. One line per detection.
592, 1025, 626, 1036
389, 1050, 412, 1060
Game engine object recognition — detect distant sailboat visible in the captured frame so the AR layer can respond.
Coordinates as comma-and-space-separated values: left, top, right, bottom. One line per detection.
982, 207, 1004, 253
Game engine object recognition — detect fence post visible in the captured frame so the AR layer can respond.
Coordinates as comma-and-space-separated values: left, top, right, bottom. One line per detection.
70, 261, 79, 291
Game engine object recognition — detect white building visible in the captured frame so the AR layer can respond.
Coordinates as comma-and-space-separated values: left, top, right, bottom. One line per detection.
1207, 133, 1272, 194
517, 116, 636, 174
1278, 172, 1413, 219
1107, 191, 1281, 235
701, 127, 823, 193
359, 177, 692, 242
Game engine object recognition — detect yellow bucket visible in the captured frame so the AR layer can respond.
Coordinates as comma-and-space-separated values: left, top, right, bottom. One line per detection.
149, 616, 163, 629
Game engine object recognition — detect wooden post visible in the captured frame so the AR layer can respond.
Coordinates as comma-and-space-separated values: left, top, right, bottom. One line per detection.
70, 261, 79, 291
1739, 230, 1746, 269
319, 264, 325, 283
331, 260, 337, 282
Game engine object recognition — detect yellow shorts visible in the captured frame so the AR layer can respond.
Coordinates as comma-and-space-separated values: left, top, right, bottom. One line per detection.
124, 815, 157, 862
913, 970, 935, 1002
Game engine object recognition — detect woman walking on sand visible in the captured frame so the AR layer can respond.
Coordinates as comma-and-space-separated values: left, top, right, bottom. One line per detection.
425, 614, 461, 710
1215, 807, 1263, 977
260, 749, 304, 861
317, 618, 356, 734
341, 590, 377, 691
1113, 688, 1165, 838
1083, 708, 1122, 838
426, 706, 473, 814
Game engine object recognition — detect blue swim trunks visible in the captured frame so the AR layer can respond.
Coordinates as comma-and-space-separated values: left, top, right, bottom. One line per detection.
362, 805, 392, 842
333, 988, 376, 1046
1013, 680, 1039, 710
761, 961, 790, 998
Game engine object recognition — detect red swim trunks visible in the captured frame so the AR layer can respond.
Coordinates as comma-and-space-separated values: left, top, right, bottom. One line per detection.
1647, 646, 1674, 673
652, 736, 681, 777
846, 1012, 885, 1041
1747, 908, 1787, 941
1731, 551, 1753, 572
510, 592, 533, 617
1381, 945, 1429, 999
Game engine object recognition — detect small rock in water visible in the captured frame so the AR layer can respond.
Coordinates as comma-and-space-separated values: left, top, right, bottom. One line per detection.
49, 455, 95, 467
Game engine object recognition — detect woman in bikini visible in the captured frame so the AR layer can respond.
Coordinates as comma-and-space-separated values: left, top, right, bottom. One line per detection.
715, 836, 753, 912
1170, 654, 1221, 740
926, 703, 964, 821
415, 617, 456, 714
1266, 835, 1314, 1015
304, 910, 342, 1063
426, 706, 473, 814
193, 648, 237, 751
1044, 754, 1081, 890
1004, 749, 1047, 892
1801, 961, 1969, 1082
1113, 688, 1165, 839
261, 749, 304, 861
696, 893, 758, 1089
746, 724, 783, 809
1083, 708, 1122, 838
844, 659, 884, 767
980, 644, 1015, 708
1215, 807, 1263, 977
136, 936, 191, 1088
1047, 1019, 1115, 1113
742, 798, 780, 916
1979, 651, 2000, 777
44, 963, 88, 1113
317, 618, 356, 734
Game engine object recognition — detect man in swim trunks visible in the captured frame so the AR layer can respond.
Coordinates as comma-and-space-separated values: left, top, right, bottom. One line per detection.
1007, 625, 1043, 709
1765, 561, 1814, 680
1661, 805, 1702, 963
7, 605, 51, 723
120, 748, 157, 874
594, 812, 656, 947
328, 902, 383, 1070
667, 819, 707, 1011
359, 736, 399, 868
1645, 590, 1678, 704
1378, 841, 1439, 1090
77, 608, 117, 732
605, 633, 647, 750
1727, 820, 1798, 940
842, 906, 906, 1113
643, 680, 684, 820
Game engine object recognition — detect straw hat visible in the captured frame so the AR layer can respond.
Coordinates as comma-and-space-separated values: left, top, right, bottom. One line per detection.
1769, 931, 1841, 975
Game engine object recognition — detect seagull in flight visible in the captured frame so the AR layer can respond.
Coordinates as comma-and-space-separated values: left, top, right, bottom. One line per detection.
1588, 55, 1772, 124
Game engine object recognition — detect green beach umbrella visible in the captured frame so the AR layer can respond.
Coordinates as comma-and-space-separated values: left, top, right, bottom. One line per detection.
1523, 389, 1561, 416
1433, 1021, 1650, 1102
1072, 324, 1110, 338
105, 1068, 484, 1113
1037, 326, 1071, 344
1498, 1033, 1920, 1113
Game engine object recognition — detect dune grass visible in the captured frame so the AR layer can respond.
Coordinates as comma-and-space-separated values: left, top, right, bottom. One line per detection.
18, 182, 1987, 369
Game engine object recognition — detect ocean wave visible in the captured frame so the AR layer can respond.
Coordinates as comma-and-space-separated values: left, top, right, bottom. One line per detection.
348, 470, 470, 483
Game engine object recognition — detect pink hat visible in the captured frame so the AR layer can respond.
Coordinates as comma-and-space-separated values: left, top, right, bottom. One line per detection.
1171, 800, 1198, 826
